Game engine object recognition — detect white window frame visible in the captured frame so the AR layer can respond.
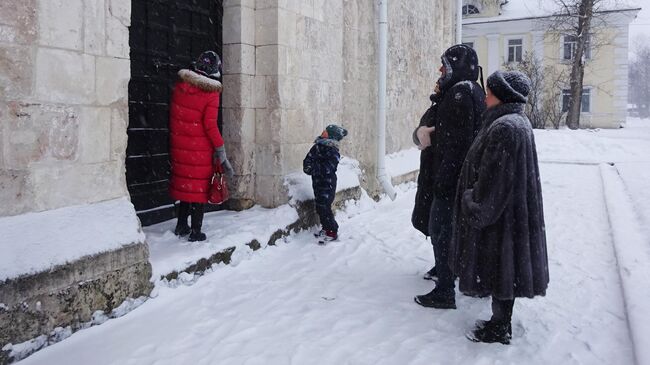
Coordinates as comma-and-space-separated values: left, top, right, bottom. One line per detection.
462, 4, 480, 16
562, 87, 593, 114
561, 34, 592, 62
462, 39, 476, 49
503, 35, 526, 64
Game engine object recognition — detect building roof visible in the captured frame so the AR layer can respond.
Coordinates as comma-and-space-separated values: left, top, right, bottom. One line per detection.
464, 0, 642, 24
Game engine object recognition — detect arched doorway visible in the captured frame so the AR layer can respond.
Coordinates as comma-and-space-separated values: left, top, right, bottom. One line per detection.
127, 0, 223, 226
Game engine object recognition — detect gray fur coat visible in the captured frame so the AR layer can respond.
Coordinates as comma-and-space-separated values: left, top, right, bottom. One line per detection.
449, 102, 549, 299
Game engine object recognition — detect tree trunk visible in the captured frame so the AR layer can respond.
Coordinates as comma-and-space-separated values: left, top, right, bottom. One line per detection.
565, 0, 594, 130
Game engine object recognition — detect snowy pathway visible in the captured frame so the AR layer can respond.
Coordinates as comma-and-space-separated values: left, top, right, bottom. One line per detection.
18, 164, 635, 365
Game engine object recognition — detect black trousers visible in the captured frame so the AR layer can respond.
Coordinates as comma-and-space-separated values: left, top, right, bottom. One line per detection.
428, 196, 454, 291
177, 201, 205, 231
315, 201, 338, 232
491, 297, 515, 324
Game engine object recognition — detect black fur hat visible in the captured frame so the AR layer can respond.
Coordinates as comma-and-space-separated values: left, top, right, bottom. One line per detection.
191, 51, 222, 80
486, 70, 531, 104
438, 44, 480, 89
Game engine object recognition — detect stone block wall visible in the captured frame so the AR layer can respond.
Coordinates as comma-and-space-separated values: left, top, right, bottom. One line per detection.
0, 0, 131, 217
0, 2, 153, 360
223, 0, 454, 207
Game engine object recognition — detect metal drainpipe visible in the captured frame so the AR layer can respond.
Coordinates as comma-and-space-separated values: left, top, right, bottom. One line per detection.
457, 0, 463, 43
376, 0, 397, 201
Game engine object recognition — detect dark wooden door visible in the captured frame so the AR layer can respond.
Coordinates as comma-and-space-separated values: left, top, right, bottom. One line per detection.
128, 0, 223, 226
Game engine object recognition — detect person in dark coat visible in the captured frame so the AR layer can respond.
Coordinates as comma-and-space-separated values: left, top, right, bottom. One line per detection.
169, 51, 234, 242
412, 44, 486, 309
449, 70, 549, 344
303, 124, 348, 243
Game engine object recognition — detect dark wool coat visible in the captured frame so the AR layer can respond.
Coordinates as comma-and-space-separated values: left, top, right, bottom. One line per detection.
449, 103, 549, 300
169, 69, 224, 203
411, 82, 486, 236
303, 139, 340, 205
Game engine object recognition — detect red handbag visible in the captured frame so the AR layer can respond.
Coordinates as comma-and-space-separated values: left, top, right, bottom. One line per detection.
208, 162, 229, 205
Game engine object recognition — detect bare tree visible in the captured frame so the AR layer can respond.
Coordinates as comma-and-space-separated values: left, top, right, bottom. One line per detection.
541, 0, 617, 129
503, 51, 568, 129
629, 39, 650, 118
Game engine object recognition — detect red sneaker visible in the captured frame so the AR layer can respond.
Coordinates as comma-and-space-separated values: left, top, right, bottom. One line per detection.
318, 230, 338, 244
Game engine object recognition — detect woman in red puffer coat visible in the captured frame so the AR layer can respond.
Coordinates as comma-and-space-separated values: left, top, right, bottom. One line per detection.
169, 51, 234, 242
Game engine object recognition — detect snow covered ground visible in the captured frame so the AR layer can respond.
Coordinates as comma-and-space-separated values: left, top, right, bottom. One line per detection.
15, 119, 650, 365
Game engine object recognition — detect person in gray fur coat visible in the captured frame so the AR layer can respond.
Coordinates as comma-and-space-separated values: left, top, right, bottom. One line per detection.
449, 70, 549, 345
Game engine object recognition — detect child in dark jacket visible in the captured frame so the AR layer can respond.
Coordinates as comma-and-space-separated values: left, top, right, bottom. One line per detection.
303, 124, 348, 243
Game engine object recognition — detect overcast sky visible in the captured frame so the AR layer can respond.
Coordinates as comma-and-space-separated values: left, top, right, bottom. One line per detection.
629, 0, 650, 58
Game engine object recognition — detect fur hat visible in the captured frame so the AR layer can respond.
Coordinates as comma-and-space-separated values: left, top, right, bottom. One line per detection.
438, 44, 480, 89
486, 70, 531, 104
191, 51, 222, 80
320, 124, 348, 141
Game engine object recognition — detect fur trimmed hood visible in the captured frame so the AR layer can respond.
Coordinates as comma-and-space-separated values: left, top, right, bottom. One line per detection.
178, 69, 222, 92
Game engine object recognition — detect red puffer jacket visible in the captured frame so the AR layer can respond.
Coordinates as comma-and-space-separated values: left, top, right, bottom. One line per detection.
169, 69, 224, 203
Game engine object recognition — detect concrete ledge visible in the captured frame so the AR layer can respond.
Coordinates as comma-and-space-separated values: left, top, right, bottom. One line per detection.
157, 186, 362, 282
391, 170, 418, 186
0, 242, 152, 364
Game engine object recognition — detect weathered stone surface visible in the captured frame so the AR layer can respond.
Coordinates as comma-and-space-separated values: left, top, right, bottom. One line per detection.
226, 141, 255, 175
255, 174, 288, 207
0, 242, 152, 361
84, 0, 106, 55
96, 57, 130, 105
281, 143, 311, 174
223, 5, 255, 46
78, 107, 111, 164
110, 107, 128, 161
3, 102, 79, 169
29, 160, 126, 212
107, 0, 131, 26
37, 0, 83, 50
225, 0, 255, 8
34, 48, 95, 104
255, 144, 282, 176
0, 45, 33, 100
229, 173, 255, 202
223, 43, 255, 75
0, 169, 34, 217
255, 46, 279, 76
0, 0, 37, 42
254, 7, 278, 46
222, 107, 255, 143
221, 74, 254, 109
105, 1, 130, 59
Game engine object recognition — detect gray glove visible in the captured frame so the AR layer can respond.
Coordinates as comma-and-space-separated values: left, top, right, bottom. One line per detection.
214, 146, 234, 178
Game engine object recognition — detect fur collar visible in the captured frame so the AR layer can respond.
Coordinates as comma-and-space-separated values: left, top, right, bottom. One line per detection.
315, 136, 340, 150
178, 69, 222, 92
482, 102, 525, 128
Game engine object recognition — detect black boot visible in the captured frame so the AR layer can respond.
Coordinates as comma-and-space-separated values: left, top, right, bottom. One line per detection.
174, 202, 191, 236
188, 203, 206, 242
414, 287, 456, 309
423, 266, 437, 281
467, 320, 512, 345
423, 246, 437, 280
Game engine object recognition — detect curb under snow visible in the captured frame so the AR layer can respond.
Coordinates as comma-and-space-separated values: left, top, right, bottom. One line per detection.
599, 164, 650, 365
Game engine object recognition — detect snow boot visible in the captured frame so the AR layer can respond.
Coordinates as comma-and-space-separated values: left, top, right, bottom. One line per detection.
318, 230, 338, 245
313, 229, 326, 238
423, 266, 437, 281
414, 287, 456, 309
174, 202, 191, 236
466, 320, 512, 345
188, 203, 207, 242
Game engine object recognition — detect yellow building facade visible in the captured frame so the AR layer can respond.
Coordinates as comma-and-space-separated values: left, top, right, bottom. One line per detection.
462, 1, 639, 128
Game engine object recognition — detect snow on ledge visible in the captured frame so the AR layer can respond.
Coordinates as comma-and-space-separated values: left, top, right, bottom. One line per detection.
0, 197, 145, 282
145, 204, 299, 279
284, 156, 362, 203
386, 147, 420, 177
